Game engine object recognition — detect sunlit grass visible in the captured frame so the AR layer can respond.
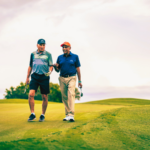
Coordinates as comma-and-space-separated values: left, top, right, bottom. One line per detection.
0, 98, 150, 150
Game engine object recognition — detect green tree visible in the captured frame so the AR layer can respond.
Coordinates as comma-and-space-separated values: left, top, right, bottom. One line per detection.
4, 82, 81, 102
48, 82, 62, 102
4, 82, 28, 99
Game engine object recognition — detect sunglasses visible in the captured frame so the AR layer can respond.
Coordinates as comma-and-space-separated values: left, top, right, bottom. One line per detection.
62, 45, 69, 48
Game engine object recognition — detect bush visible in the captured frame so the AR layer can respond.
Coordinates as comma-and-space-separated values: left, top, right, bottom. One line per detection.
4, 82, 80, 102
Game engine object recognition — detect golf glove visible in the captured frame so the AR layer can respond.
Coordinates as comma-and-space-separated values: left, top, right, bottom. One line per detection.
45, 71, 51, 76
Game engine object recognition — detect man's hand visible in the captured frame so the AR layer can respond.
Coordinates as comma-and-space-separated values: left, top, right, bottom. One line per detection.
26, 77, 30, 85
54, 63, 59, 67
53, 63, 60, 72
45, 71, 51, 76
78, 83, 82, 88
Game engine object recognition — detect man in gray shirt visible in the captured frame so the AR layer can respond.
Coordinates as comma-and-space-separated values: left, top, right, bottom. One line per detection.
26, 39, 53, 122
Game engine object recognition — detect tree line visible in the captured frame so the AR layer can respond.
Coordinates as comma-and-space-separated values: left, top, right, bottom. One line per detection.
4, 82, 81, 102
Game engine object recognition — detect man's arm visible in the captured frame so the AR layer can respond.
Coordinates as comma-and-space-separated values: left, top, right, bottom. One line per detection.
53, 63, 60, 72
45, 53, 54, 76
76, 67, 82, 88
49, 66, 53, 72
45, 66, 53, 76
26, 66, 32, 84
26, 53, 33, 84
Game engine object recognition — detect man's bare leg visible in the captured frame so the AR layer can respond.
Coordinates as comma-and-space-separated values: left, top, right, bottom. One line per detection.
28, 90, 35, 113
28, 90, 36, 121
42, 94, 48, 114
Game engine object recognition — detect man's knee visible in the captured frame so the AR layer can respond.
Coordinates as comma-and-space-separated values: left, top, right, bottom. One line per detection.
62, 94, 68, 100
42, 94, 48, 101
28, 91, 35, 100
68, 88, 75, 96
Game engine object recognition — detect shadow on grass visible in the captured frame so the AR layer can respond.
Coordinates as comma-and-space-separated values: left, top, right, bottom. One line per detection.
0, 131, 93, 150
0, 138, 48, 150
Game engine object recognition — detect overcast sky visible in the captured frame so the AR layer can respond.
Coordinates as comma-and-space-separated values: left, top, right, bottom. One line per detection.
0, 0, 150, 102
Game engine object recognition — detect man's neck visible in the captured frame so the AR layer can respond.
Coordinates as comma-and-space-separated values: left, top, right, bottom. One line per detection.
38, 49, 44, 54
64, 51, 70, 57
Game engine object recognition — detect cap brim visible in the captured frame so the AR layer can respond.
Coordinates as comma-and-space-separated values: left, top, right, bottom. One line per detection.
38, 43, 45, 44
60, 44, 70, 47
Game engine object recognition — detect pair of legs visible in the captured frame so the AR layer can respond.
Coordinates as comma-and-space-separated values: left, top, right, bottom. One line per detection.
59, 76, 76, 117
28, 90, 48, 114
29, 73, 50, 116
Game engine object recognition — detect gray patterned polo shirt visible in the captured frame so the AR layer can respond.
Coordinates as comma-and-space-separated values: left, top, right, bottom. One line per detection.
29, 50, 53, 75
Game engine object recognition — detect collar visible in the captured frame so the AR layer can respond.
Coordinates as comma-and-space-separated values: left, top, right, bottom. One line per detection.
36, 50, 46, 55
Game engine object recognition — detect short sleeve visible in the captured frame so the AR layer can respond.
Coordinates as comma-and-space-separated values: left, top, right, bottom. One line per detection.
48, 53, 53, 66
29, 53, 33, 67
56, 56, 59, 64
75, 55, 81, 68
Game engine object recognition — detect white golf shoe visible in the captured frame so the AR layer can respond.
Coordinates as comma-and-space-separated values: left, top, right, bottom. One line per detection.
63, 116, 70, 121
69, 116, 75, 122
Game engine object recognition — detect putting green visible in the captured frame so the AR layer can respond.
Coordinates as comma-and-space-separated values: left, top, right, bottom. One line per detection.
0, 98, 150, 150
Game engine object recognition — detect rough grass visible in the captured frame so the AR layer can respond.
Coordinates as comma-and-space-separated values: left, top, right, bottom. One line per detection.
0, 98, 150, 150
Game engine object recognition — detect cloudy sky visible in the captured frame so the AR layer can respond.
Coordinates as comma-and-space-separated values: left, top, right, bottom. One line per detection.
0, 0, 150, 102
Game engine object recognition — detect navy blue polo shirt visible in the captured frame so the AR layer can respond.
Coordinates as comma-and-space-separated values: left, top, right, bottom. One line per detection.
56, 52, 81, 76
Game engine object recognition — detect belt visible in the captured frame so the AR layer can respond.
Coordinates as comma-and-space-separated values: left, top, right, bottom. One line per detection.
33, 73, 45, 76
60, 74, 76, 78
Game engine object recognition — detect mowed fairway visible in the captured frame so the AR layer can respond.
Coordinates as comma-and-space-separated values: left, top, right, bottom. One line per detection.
0, 98, 150, 150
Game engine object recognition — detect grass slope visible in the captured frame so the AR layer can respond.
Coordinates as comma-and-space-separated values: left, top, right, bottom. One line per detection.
0, 98, 150, 150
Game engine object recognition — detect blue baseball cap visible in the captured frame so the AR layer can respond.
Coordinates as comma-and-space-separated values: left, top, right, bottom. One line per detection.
37, 39, 46, 45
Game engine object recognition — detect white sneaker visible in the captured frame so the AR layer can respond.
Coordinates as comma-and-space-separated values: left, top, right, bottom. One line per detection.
63, 116, 70, 121
69, 116, 75, 122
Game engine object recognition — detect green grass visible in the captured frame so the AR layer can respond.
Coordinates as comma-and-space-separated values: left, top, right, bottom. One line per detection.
86, 98, 150, 105
0, 98, 150, 150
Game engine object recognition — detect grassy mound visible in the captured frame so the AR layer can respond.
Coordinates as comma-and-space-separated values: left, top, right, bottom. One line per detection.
86, 98, 150, 105
0, 98, 150, 150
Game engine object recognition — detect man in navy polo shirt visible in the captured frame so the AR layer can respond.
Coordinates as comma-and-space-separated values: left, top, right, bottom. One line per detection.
26, 39, 53, 122
54, 42, 82, 122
